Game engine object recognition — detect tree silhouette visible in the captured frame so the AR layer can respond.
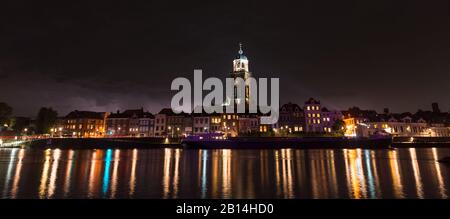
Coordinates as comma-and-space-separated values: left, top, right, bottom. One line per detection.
0, 102, 12, 125
35, 107, 58, 134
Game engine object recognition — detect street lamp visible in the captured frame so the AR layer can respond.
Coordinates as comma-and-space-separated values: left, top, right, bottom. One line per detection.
168, 126, 173, 138
57, 127, 63, 137
22, 128, 28, 137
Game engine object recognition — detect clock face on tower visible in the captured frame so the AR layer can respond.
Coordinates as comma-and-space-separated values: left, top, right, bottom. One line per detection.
232, 43, 250, 72
233, 57, 249, 72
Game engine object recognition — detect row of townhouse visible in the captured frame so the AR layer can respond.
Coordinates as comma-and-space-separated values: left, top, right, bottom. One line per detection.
154, 107, 258, 137
55, 109, 154, 137
275, 98, 344, 134
106, 108, 154, 137
53, 97, 345, 138
54, 100, 448, 138
343, 105, 450, 137
56, 111, 109, 137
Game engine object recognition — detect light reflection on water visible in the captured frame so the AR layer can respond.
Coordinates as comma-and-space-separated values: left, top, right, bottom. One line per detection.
0, 147, 449, 199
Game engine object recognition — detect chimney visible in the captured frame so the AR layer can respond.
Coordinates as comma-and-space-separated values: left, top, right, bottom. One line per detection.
432, 102, 440, 113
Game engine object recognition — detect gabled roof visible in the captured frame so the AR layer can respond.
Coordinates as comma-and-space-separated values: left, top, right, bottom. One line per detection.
414, 110, 450, 124
158, 108, 189, 116
280, 102, 302, 113
191, 105, 266, 116
141, 112, 154, 119
108, 108, 154, 119
65, 111, 105, 120
374, 113, 428, 123
343, 107, 378, 120
305, 98, 320, 105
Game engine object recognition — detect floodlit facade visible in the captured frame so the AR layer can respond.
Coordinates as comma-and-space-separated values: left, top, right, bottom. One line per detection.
106, 108, 154, 137
63, 111, 108, 137
304, 98, 323, 132
344, 113, 449, 137
278, 102, 304, 134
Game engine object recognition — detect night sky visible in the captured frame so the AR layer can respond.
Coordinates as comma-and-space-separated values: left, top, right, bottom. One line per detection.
1, 0, 449, 116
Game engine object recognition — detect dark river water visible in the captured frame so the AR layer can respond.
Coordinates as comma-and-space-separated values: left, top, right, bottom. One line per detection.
0, 147, 449, 199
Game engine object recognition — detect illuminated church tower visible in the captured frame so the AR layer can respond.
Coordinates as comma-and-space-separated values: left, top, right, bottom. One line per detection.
230, 43, 252, 105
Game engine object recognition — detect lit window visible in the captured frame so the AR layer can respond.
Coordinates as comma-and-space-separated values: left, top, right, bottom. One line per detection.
307, 106, 311, 110
308, 113, 311, 117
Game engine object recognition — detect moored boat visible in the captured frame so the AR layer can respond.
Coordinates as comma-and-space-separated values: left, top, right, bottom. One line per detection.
181, 135, 393, 149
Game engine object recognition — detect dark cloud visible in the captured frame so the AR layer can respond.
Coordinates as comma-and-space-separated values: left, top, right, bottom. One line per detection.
0, 0, 449, 116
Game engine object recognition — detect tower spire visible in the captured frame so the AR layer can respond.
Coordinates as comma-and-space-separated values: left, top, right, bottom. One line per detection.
231, 42, 251, 106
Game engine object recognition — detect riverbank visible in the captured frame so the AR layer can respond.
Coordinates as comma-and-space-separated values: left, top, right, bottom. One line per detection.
181, 137, 393, 149
393, 136, 450, 148
27, 137, 180, 149
23, 136, 450, 149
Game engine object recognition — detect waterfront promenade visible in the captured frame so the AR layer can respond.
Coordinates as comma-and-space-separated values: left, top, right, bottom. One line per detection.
10, 136, 450, 149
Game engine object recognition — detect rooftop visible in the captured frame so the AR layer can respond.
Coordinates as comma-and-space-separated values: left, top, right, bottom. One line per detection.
65, 111, 105, 120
